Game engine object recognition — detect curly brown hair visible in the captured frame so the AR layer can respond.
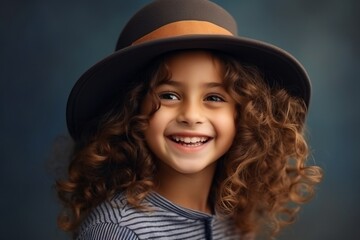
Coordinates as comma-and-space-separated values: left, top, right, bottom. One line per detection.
56, 50, 322, 238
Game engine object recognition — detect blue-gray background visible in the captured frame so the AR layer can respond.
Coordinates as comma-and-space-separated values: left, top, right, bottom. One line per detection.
1, 0, 359, 239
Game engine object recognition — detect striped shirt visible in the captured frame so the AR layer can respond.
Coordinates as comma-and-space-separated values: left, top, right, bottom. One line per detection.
76, 192, 243, 240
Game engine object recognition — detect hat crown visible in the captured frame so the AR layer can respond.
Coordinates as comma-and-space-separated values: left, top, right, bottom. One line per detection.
116, 0, 238, 50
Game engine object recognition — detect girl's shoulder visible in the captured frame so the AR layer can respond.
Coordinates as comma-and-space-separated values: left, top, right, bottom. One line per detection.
76, 193, 143, 240
82, 192, 137, 224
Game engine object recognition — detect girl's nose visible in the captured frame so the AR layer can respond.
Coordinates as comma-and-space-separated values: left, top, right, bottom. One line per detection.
176, 100, 205, 126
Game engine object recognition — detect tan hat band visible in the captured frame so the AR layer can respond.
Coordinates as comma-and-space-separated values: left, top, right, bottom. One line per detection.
132, 20, 233, 45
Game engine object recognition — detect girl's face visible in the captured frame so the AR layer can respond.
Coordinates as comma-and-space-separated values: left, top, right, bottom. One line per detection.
142, 51, 236, 175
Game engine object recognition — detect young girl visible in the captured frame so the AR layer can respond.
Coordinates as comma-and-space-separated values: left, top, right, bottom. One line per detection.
57, 0, 322, 239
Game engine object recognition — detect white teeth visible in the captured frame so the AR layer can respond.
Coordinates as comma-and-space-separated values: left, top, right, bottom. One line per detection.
171, 136, 208, 143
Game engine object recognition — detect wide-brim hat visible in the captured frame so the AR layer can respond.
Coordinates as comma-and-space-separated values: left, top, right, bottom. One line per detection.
67, 0, 311, 141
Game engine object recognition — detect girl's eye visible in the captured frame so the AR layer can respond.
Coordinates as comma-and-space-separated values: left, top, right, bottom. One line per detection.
204, 95, 225, 102
158, 92, 179, 100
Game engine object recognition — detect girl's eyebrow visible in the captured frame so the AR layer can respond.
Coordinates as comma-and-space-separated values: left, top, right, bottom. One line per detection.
159, 80, 225, 89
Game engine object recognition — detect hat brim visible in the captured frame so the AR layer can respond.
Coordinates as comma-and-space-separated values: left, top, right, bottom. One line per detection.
67, 35, 310, 140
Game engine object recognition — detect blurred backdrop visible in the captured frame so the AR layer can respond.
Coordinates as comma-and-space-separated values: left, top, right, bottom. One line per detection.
1, 0, 359, 239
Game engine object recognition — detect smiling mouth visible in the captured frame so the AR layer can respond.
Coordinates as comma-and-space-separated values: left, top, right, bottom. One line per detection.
169, 136, 211, 146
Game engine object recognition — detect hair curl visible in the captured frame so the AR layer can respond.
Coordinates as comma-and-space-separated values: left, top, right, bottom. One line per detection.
56, 50, 322, 238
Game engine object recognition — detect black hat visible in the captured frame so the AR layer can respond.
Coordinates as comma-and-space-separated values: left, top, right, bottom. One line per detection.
67, 0, 311, 140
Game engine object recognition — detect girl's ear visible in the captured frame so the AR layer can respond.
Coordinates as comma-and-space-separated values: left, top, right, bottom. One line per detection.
140, 93, 151, 115
140, 89, 160, 116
